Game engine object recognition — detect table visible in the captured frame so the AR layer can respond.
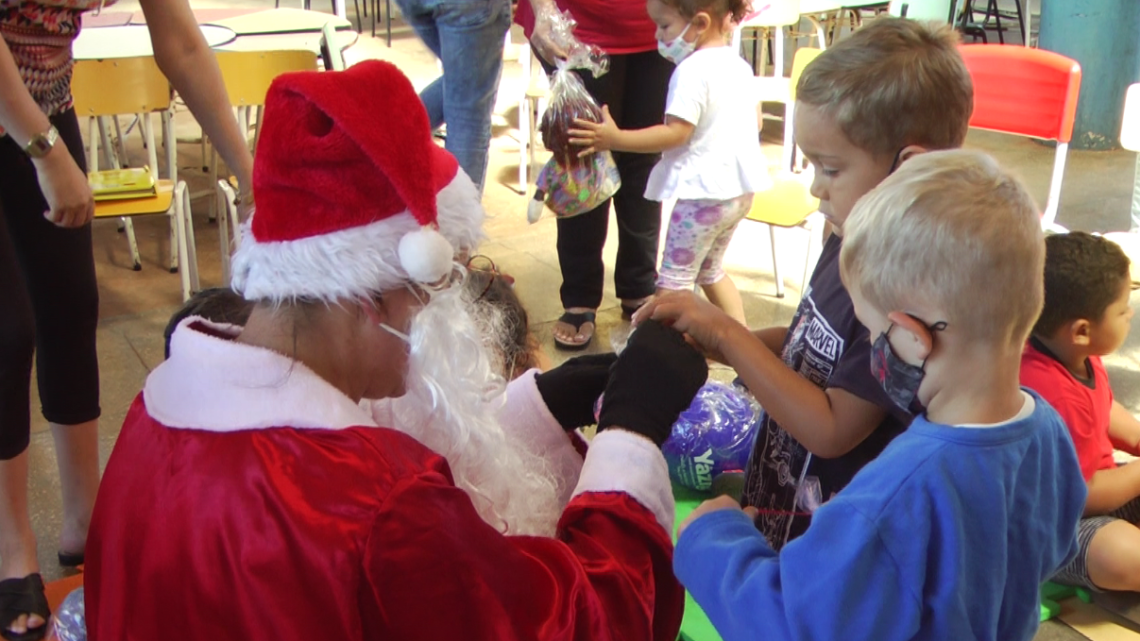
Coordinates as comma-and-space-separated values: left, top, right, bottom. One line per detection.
674, 486, 723, 641
74, 24, 236, 60
204, 7, 353, 36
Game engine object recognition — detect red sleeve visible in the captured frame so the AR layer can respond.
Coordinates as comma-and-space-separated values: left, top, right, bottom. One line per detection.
360, 471, 683, 640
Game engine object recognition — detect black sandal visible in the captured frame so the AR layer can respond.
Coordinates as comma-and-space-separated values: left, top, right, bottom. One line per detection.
57, 550, 84, 567
621, 300, 648, 321
0, 574, 50, 641
553, 311, 596, 351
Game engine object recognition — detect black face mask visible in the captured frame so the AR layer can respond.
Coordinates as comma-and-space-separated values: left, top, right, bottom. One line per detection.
870, 316, 947, 412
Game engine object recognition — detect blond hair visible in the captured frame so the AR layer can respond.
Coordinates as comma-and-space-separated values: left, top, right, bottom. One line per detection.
797, 17, 974, 159
839, 150, 1044, 350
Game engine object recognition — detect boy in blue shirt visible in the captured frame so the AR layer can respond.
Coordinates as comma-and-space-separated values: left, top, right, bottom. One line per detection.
669, 150, 1086, 641
635, 17, 975, 549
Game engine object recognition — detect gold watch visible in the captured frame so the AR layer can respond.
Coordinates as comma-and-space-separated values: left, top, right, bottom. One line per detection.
24, 125, 59, 159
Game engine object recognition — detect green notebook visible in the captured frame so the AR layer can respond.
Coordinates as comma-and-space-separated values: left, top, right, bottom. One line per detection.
89, 167, 157, 201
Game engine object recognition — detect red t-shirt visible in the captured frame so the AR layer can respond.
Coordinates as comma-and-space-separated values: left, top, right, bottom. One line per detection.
515, 0, 658, 55
1020, 338, 1115, 482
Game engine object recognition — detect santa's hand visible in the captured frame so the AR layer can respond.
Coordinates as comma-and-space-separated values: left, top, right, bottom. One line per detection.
597, 320, 707, 446
534, 353, 617, 431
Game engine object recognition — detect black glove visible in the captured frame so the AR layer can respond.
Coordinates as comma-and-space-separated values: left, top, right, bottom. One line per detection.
597, 320, 708, 446
535, 353, 618, 431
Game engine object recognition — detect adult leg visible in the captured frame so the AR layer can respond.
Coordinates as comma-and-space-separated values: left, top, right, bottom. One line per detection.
548, 58, 627, 346
433, 0, 512, 192
2, 111, 101, 566
611, 51, 673, 310
0, 142, 42, 641
393, 0, 446, 129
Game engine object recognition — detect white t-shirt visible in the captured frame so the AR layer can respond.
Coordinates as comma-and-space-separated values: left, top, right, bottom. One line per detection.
644, 46, 771, 202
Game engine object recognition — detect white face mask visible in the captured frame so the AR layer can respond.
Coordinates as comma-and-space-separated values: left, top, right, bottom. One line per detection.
658, 23, 695, 64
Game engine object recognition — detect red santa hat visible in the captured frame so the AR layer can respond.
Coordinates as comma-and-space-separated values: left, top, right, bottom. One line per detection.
230, 59, 484, 303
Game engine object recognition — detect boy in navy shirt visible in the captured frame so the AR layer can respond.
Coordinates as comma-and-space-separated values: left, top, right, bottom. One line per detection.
670, 150, 1085, 641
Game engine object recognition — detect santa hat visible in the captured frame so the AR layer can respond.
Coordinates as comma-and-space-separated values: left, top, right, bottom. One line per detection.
230, 60, 484, 303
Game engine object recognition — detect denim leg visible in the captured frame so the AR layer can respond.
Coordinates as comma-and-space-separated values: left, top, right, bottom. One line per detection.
393, 0, 445, 128
432, 0, 511, 192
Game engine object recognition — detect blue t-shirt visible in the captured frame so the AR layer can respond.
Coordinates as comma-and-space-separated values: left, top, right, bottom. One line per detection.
676, 390, 1086, 641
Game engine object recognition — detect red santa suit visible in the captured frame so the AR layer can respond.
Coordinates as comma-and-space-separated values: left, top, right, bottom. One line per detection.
85, 319, 682, 640
84, 60, 684, 641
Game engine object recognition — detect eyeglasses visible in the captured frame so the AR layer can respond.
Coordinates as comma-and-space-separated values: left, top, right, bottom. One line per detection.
466, 255, 515, 302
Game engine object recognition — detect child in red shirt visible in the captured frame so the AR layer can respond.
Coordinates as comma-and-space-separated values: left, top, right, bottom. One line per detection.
1020, 231, 1140, 591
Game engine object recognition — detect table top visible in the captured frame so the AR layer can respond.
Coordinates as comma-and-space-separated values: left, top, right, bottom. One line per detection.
204, 7, 353, 36
73, 23, 236, 60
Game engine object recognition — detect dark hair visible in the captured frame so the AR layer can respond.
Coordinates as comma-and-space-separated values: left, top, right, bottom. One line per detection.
661, 0, 749, 23
465, 271, 539, 380
1034, 232, 1131, 336
796, 17, 973, 159
164, 288, 254, 359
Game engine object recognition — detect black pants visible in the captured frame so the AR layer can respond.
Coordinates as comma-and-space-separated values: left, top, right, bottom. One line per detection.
0, 109, 100, 460
543, 51, 673, 309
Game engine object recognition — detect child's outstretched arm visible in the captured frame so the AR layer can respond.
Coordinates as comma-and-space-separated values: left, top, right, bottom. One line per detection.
1109, 401, 1140, 455
674, 495, 920, 641
636, 292, 888, 458
569, 105, 695, 156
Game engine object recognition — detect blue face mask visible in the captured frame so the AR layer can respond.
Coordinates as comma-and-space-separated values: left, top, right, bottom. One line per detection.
870, 317, 946, 411
657, 23, 695, 64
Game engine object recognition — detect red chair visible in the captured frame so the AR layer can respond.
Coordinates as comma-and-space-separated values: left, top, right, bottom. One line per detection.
960, 44, 1081, 230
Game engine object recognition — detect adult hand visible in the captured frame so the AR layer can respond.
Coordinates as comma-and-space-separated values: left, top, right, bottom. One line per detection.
633, 291, 744, 363
677, 494, 757, 538
530, 6, 569, 65
534, 353, 617, 431
35, 148, 94, 228
598, 319, 708, 446
569, 105, 618, 157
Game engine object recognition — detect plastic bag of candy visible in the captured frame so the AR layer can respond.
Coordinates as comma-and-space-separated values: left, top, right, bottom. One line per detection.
594, 381, 762, 491
527, 152, 620, 222
52, 587, 86, 641
527, 5, 619, 223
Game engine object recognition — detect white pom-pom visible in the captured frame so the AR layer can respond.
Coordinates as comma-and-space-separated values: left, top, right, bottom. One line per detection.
398, 227, 454, 284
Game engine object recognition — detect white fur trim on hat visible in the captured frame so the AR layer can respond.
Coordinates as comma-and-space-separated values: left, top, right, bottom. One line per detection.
231, 170, 485, 302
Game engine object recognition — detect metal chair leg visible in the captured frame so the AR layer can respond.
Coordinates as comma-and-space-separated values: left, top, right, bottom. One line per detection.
769, 224, 784, 299
385, 0, 392, 47
123, 217, 142, 271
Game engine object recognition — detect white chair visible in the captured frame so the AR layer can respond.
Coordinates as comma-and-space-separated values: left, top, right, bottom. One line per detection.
888, 0, 960, 22
517, 41, 550, 194
72, 56, 200, 301
1120, 83, 1140, 231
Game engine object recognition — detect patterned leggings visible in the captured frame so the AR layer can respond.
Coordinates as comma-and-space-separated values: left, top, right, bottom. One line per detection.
657, 194, 753, 291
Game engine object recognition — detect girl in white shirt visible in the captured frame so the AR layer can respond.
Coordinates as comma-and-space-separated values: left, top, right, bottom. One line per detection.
570, 0, 766, 324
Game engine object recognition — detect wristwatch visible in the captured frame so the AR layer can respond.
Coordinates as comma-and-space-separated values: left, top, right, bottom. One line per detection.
24, 125, 59, 159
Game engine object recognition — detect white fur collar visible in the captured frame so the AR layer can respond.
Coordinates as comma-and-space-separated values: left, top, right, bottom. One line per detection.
145, 317, 379, 432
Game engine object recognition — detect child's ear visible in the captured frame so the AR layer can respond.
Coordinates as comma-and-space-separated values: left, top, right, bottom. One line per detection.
886, 311, 935, 363
693, 11, 713, 31
1068, 319, 1092, 346
895, 145, 929, 167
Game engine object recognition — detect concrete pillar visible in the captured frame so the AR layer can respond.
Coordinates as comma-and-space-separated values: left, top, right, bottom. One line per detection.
1039, 0, 1140, 150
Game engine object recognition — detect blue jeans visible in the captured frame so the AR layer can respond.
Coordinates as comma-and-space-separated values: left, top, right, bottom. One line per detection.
394, 0, 511, 192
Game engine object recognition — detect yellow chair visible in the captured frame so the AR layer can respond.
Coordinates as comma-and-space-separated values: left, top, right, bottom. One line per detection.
71, 56, 199, 301
208, 49, 319, 282
746, 47, 824, 299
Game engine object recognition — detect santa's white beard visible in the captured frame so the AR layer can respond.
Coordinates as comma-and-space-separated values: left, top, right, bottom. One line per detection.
387, 283, 563, 537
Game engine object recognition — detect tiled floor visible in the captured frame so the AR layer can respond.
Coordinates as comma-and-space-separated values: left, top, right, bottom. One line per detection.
19, 2, 1140, 639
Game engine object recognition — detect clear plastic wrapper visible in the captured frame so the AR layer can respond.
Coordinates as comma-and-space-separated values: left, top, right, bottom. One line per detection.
52, 587, 86, 641
594, 381, 763, 491
528, 6, 620, 223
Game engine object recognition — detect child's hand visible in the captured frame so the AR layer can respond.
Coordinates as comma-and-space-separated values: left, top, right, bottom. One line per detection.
569, 105, 618, 157
633, 291, 745, 363
678, 495, 758, 538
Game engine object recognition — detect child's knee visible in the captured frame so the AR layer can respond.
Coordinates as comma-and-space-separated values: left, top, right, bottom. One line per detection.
1087, 521, 1140, 591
